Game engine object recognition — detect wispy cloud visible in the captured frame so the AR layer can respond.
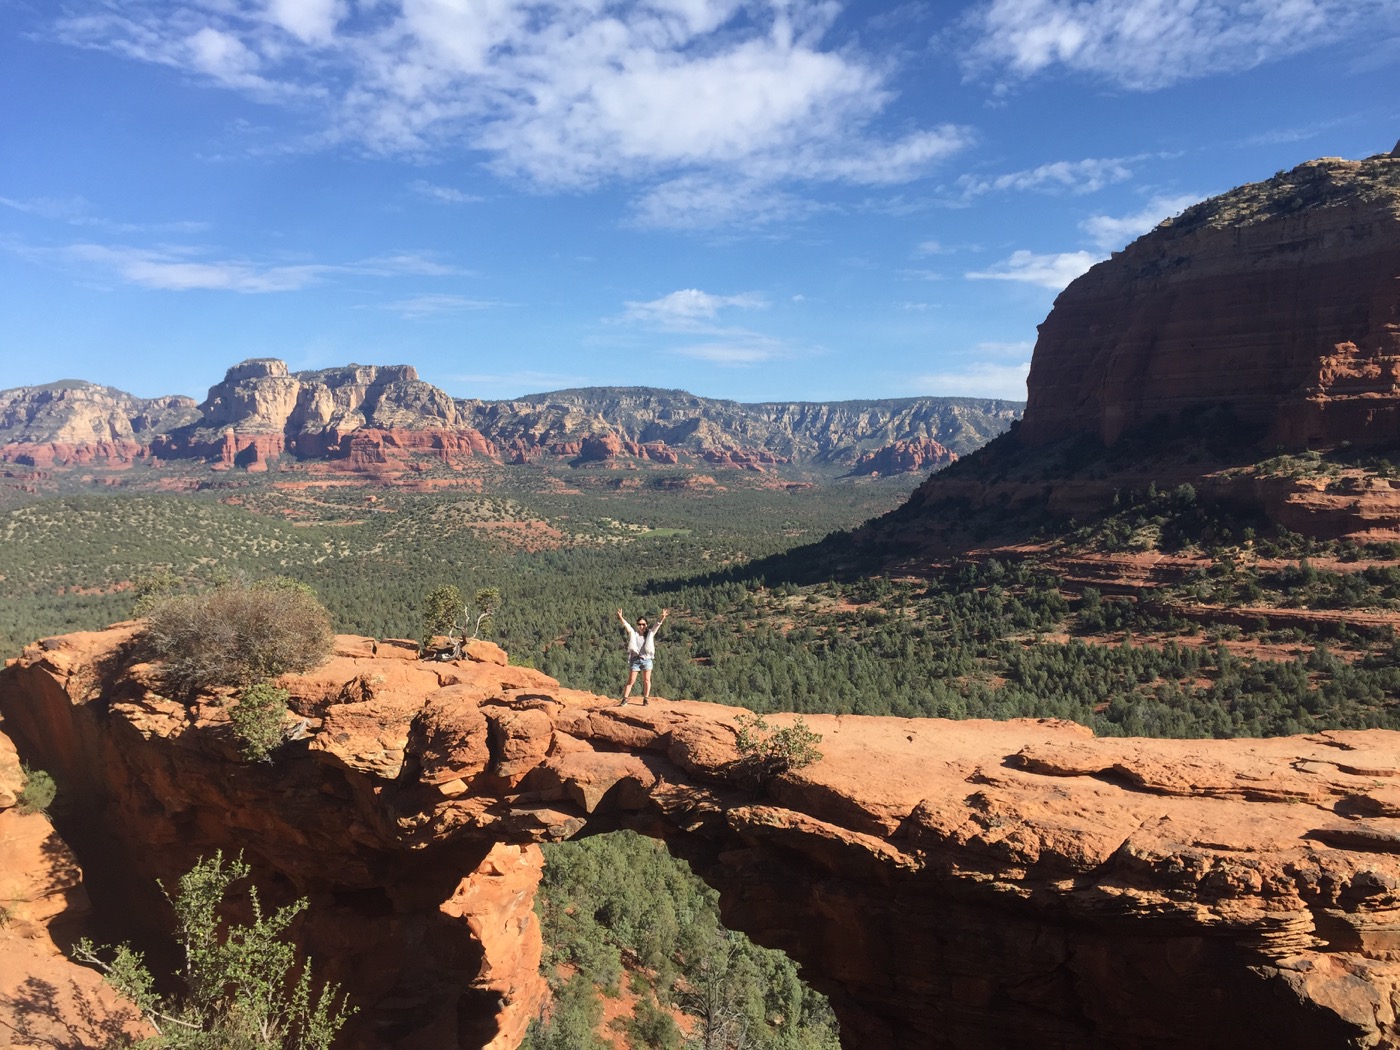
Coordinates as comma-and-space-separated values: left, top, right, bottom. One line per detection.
674, 341, 791, 365
61, 243, 327, 292
382, 294, 500, 319
617, 287, 800, 366
46, 1, 973, 230
629, 176, 823, 232
959, 0, 1399, 91
957, 155, 1145, 197
16, 240, 470, 293
621, 288, 768, 330
1080, 193, 1201, 250
910, 360, 1030, 400
965, 249, 1097, 290
410, 180, 485, 205
0, 195, 209, 234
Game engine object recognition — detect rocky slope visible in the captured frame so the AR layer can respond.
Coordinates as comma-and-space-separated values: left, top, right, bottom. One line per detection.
1022, 148, 1400, 449
0, 361, 1019, 476
2, 627, 1398, 1049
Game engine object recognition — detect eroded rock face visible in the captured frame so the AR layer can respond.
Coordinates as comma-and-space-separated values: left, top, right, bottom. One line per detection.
848, 438, 957, 476
0, 721, 149, 1046
1021, 153, 1400, 448
3, 628, 1399, 1049
0, 365, 1021, 476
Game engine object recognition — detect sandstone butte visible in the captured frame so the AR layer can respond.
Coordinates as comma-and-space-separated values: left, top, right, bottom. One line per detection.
1021, 150, 1400, 450
1, 627, 1399, 1049
887, 148, 1400, 547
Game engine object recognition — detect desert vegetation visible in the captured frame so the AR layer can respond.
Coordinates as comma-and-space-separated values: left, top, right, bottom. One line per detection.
72, 852, 353, 1049
523, 831, 839, 1050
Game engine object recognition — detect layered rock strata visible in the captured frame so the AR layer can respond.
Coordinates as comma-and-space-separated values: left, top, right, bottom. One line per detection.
1021, 152, 1400, 448
2, 628, 1399, 1049
0, 366, 1020, 476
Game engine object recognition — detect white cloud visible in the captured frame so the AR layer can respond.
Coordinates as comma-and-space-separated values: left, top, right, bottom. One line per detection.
26, 241, 469, 292
622, 289, 768, 329
410, 180, 485, 205
1080, 193, 1201, 250
63, 243, 326, 292
965, 249, 1098, 290
958, 156, 1141, 197
0, 195, 209, 234
674, 342, 787, 365
911, 360, 1030, 400
916, 240, 952, 256
48, 1, 973, 228
960, 0, 1398, 91
382, 294, 498, 318
266, 0, 345, 44
355, 252, 473, 277
629, 176, 821, 231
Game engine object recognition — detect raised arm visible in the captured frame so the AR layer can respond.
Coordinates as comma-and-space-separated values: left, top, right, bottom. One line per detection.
655, 608, 670, 633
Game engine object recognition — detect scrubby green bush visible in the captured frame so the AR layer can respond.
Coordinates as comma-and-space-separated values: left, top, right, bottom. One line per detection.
734, 714, 824, 779
140, 577, 334, 693
73, 851, 354, 1049
230, 683, 290, 762
17, 764, 57, 815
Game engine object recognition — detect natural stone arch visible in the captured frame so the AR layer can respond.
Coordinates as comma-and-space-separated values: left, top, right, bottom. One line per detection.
2, 628, 1398, 1049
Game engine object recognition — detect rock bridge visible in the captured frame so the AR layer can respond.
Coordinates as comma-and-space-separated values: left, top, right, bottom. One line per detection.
2, 627, 1399, 1049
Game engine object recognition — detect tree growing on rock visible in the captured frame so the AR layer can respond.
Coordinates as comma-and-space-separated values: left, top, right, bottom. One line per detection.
420, 584, 501, 657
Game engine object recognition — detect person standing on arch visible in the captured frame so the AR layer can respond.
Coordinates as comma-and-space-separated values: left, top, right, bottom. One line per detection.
617, 607, 668, 706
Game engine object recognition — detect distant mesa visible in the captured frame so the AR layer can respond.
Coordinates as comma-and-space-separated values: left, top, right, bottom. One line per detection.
0, 365, 1021, 479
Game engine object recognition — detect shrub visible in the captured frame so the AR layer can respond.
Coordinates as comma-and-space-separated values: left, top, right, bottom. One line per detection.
420, 584, 462, 648
140, 577, 334, 693
17, 764, 57, 815
420, 584, 502, 655
73, 851, 354, 1050
230, 683, 290, 762
734, 713, 823, 783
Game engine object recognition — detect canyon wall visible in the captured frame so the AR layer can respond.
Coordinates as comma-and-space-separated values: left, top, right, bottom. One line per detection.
1021, 151, 1400, 449
0, 365, 1020, 477
2, 627, 1398, 1049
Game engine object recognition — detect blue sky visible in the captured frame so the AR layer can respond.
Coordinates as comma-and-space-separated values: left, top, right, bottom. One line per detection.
2, 0, 1398, 405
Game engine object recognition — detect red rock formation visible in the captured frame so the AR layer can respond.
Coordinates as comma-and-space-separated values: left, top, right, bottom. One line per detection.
3, 627, 1399, 1049
848, 438, 957, 476
0, 722, 148, 1045
0, 440, 149, 468
1021, 154, 1400, 449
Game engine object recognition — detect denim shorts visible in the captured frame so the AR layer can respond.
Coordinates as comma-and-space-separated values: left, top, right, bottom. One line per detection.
629, 656, 654, 672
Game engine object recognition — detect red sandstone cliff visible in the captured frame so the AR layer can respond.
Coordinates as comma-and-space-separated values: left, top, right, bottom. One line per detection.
2, 627, 1398, 1049
1021, 152, 1400, 449
847, 438, 956, 476
0, 720, 147, 1046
